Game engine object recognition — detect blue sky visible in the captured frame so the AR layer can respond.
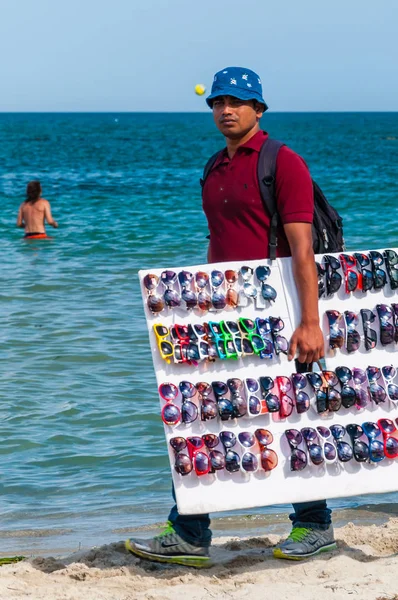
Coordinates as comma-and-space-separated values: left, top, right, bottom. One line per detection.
0, 0, 397, 111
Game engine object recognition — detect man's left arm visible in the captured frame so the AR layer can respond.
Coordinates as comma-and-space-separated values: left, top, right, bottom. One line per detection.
16, 205, 24, 228
283, 222, 325, 364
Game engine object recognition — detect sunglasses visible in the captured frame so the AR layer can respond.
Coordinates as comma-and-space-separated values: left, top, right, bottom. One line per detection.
269, 317, 288, 355
218, 431, 241, 473
377, 418, 398, 459
154, 324, 174, 363
210, 270, 227, 310
354, 253, 373, 292
208, 321, 227, 360
316, 426, 337, 463
285, 429, 307, 471
224, 270, 239, 308
240, 266, 258, 301
196, 382, 218, 421
340, 253, 361, 293
159, 383, 181, 426
330, 425, 353, 462
292, 373, 311, 414
276, 376, 294, 418
360, 308, 377, 351
255, 429, 278, 471
307, 371, 341, 413
195, 271, 212, 311
344, 310, 361, 353
346, 424, 369, 463
227, 378, 247, 418
384, 249, 398, 290
392, 304, 398, 343
381, 365, 398, 402
301, 427, 324, 465
161, 270, 181, 308
144, 273, 165, 314
245, 378, 268, 416
178, 271, 198, 310
238, 318, 266, 355
326, 310, 344, 350
186, 436, 211, 475
169, 437, 193, 476
178, 381, 199, 423
255, 318, 274, 359
255, 265, 277, 303
324, 255, 342, 295
212, 381, 235, 421
376, 304, 395, 346
352, 367, 371, 408
201, 434, 225, 472
335, 366, 357, 409
259, 376, 280, 412
369, 251, 387, 289
220, 320, 242, 359
316, 262, 326, 298
366, 366, 387, 405
362, 422, 385, 462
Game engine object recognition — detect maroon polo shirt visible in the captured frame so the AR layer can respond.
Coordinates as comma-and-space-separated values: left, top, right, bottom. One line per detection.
202, 130, 314, 262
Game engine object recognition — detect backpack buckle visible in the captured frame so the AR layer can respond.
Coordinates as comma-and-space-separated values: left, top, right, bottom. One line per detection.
262, 175, 274, 187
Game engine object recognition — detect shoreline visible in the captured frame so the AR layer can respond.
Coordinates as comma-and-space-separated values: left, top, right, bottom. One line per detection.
1, 502, 397, 558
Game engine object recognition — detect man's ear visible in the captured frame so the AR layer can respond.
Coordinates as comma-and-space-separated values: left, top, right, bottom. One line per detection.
254, 101, 264, 118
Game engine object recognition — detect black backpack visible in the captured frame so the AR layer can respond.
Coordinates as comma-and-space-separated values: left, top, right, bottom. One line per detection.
200, 137, 345, 260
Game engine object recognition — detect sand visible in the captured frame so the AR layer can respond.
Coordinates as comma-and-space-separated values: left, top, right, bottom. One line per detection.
1, 519, 398, 600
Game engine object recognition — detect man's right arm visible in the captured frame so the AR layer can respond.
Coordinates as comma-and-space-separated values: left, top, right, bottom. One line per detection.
44, 201, 58, 228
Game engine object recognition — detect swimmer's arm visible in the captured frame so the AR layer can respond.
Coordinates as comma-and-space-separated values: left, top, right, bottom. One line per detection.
16, 205, 24, 227
44, 201, 58, 228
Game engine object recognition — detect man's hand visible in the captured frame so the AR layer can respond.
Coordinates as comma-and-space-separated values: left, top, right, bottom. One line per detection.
288, 322, 325, 364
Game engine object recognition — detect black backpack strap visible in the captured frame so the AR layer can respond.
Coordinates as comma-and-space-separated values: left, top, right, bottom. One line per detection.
200, 150, 222, 189
257, 138, 285, 260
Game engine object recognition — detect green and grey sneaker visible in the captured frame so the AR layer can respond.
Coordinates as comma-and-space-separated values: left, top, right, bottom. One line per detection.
125, 521, 210, 568
273, 525, 337, 560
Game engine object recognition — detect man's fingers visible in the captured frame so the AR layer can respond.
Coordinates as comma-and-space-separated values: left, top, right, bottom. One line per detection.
288, 335, 298, 362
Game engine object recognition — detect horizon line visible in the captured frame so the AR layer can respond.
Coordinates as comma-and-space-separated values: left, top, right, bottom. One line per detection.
0, 110, 397, 115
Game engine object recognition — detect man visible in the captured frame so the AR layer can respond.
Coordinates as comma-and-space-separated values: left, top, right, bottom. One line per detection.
126, 67, 335, 567
17, 180, 58, 238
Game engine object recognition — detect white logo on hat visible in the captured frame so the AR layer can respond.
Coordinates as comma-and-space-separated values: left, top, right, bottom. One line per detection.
242, 74, 248, 80
258, 78, 262, 84
223, 70, 228, 74
247, 83, 252, 88
230, 78, 237, 85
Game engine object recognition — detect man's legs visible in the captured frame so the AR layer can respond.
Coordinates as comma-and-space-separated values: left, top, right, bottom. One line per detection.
125, 487, 211, 567
274, 500, 336, 560
168, 486, 212, 547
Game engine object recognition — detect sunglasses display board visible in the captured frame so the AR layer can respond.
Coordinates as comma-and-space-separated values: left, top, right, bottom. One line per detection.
139, 248, 398, 515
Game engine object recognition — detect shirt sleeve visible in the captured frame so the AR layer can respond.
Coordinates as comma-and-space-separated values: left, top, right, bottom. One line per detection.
275, 145, 314, 224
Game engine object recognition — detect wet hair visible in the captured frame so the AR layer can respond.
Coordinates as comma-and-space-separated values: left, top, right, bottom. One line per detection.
25, 180, 42, 203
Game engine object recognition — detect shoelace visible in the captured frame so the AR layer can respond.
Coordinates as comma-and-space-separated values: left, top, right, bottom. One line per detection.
156, 521, 175, 539
287, 527, 313, 542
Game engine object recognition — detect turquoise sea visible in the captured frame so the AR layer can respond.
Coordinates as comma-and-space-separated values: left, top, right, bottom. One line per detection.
0, 112, 397, 554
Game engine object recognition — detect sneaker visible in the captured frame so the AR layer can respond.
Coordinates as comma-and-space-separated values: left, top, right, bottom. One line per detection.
273, 525, 337, 560
125, 521, 211, 568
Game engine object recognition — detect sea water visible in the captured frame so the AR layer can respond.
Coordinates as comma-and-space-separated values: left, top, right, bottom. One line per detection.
0, 112, 397, 553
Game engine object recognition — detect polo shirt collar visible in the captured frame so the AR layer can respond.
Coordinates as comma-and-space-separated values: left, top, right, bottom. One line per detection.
217, 130, 268, 163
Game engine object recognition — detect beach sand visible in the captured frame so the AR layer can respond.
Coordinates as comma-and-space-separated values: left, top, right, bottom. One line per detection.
1, 518, 398, 600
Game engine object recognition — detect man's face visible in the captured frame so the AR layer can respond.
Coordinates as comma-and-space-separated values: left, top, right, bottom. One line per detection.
212, 95, 264, 139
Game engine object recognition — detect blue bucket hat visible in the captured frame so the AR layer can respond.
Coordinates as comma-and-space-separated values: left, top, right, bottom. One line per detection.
206, 66, 268, 110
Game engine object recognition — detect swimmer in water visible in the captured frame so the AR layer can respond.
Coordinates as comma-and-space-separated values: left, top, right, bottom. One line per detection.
16, 181, 58, 238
